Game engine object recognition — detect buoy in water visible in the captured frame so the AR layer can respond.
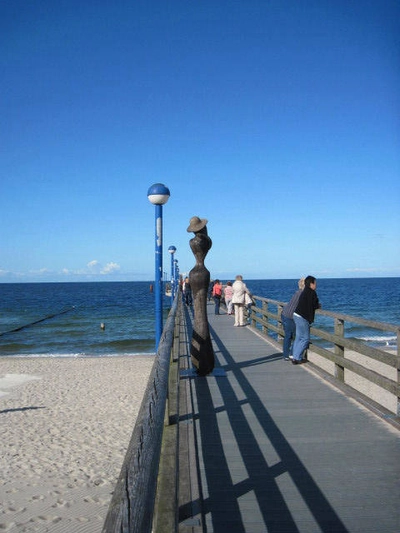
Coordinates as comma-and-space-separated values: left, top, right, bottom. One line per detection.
100, 323, 105, 330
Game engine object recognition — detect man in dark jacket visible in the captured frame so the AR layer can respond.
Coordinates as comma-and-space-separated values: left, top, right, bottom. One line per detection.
291, 275, 320, 364
281, 278, 305, 360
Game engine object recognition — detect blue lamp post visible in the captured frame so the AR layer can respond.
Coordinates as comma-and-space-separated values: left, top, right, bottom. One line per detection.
168, 245, 177, 305
147, 183, 170, 350
174, 259, 179, 296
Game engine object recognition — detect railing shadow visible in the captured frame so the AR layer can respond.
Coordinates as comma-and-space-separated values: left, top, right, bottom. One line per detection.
190, 323, 349, 532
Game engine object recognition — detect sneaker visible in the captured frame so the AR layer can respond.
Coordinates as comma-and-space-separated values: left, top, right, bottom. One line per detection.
283, 357, 290, 361
288, 355, 294, 360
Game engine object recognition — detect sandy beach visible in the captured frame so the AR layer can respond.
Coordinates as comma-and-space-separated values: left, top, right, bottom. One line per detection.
0, 356, 155, 533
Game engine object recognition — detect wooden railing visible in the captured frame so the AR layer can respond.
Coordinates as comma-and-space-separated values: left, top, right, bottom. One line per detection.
249, 296, 400, 416
102, 293, 180, 533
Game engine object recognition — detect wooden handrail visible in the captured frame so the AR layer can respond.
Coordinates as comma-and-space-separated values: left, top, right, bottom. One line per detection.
249, 295, 400, 415
102, 294, 180, 533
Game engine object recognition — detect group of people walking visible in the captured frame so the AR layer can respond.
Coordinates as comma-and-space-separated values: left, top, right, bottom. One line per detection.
281, 275, 320, 365
187, 272, 320, 361
211, 275, 253, 327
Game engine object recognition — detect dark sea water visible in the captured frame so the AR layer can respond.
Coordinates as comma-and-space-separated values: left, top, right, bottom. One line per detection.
245, 277, 400, 349
0, 278, 399, 357
0, 282, 158, 357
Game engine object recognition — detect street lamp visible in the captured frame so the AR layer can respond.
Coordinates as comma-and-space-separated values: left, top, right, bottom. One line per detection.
147, 183, 170, 350
168, 245, 177, 306
174, 259, 179, 296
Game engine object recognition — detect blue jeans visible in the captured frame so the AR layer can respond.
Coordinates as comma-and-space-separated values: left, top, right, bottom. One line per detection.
214, 296, 221, 314
293, 314, 310, 361
281, 315, 296, 358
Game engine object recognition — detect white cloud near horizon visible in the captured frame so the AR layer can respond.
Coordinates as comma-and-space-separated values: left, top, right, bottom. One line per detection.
86, 260, 121, 275
0, 261, 122, 281
100, 262, 120, 275
87, 260, 100, 270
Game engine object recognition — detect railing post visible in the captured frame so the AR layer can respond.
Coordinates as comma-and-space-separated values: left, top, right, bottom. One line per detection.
334, 318, 345, 382
277, 304, 284, 343
262, 300, 268, 336
251, 304, 256, 327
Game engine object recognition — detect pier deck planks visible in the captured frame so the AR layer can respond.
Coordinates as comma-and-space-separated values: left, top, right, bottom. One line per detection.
178, 302, 400, 533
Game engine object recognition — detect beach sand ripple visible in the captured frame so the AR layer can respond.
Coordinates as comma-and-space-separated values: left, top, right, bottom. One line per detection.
0, 356, 154, 533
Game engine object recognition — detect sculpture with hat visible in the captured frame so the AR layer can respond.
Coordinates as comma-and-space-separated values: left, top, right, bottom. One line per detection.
187, 216, 215, 376
187, 216, 208, 233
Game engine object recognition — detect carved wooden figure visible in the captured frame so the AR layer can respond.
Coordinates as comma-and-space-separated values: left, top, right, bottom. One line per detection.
187, 216, 215, 376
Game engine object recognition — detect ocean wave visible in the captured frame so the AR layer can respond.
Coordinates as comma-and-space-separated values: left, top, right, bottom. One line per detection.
1, 352, 156, 359
356, 335, 397, 346
0, 335, 155, 357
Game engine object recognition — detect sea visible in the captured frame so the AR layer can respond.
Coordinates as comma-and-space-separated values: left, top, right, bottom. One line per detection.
0, 278, 399, 358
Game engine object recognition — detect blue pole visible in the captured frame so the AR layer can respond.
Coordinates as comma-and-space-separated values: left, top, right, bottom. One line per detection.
154, 203, 163, 350
170, 252, 174, 305
168, 245, 176, 304
147, 182, 170, 351
175, 262, 179, 295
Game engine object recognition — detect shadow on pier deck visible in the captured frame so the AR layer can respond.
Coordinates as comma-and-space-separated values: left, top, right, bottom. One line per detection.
177, 302, 400, 533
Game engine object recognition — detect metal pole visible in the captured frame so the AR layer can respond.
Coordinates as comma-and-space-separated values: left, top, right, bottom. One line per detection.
154, 203, 163, 350
175, 261, 179, 296
168, 245, 176, 306
174, 260, 178, 297
148, 183, 170, 351
170, 252, 174, 305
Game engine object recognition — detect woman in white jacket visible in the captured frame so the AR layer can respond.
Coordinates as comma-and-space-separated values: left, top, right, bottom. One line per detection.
231, 275, 251, 326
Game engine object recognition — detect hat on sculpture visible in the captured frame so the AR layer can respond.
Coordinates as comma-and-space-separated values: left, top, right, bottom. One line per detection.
187, 216, 208, 233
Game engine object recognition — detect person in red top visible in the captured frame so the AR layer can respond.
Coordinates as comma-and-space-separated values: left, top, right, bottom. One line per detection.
212, 279, 223, 315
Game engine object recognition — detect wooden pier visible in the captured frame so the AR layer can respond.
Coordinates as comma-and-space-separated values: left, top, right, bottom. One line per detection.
174, 302, 400, 533
104, 297, 400, 533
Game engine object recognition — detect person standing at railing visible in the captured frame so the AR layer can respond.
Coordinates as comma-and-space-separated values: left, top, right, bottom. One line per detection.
292, 275, 321, 365
281, 278, 305, 361
231, 274, 251, 327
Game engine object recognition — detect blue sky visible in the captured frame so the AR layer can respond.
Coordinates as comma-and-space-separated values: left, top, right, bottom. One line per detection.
1, 0, 399, 283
